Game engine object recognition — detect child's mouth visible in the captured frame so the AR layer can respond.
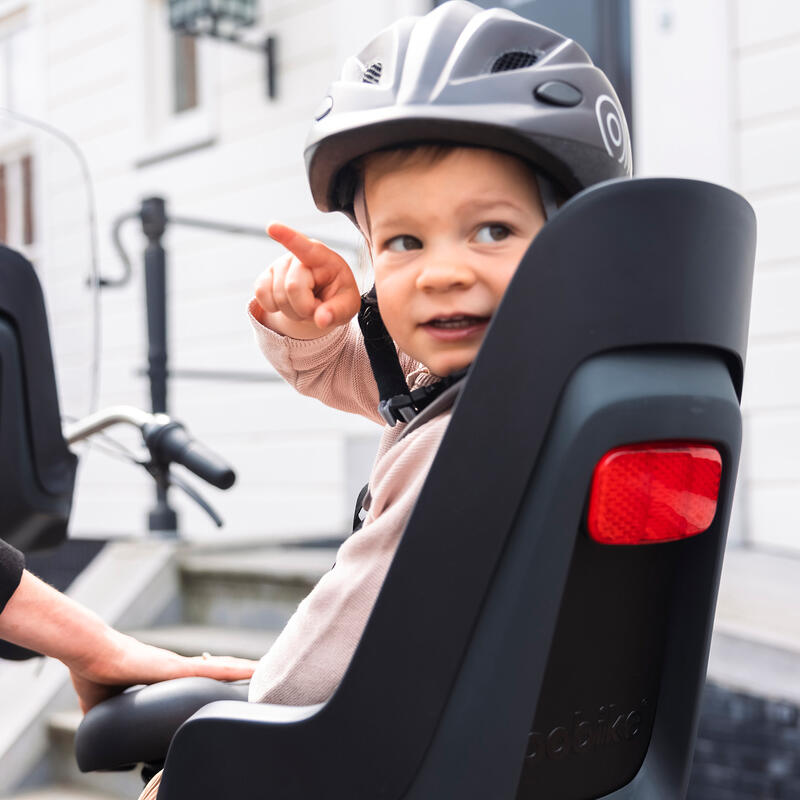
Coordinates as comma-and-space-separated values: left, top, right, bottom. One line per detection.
422, 315, 490, 340
427, 315, 488, 329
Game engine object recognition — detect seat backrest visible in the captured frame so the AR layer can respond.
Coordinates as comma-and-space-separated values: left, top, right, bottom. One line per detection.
332, 176, 754, 800
0, 245, 77, 551
155, 177, 756, 800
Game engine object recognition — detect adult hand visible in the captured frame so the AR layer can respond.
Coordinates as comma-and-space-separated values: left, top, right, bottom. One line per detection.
253, 222, 361, 339
68, 628, 256, 713
0, 571, 256, 714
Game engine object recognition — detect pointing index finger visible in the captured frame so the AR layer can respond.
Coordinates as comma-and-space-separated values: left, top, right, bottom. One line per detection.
267, 222, 334, 270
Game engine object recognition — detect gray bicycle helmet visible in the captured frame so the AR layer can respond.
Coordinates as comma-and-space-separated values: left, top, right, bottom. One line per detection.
305, 0, 632, 220
305, 0, 633, 426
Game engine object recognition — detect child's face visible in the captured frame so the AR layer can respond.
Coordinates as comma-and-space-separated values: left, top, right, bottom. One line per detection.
364, 147, 546, 377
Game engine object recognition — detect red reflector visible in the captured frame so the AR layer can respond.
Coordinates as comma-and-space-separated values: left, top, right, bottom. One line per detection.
587, 442, 722, 545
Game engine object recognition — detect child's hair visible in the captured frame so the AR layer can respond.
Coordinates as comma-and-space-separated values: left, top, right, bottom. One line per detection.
358, 142, 456, 183
352, 142, 543, 239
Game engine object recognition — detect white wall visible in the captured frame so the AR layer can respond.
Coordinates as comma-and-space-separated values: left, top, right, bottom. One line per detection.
632, 0, 800, 553
732, 1, 800, 553
632, 0, 734, 187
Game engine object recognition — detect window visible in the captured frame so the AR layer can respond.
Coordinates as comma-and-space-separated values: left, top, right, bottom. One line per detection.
135, 0, 217, 166
0, 150, 36, 251
173, 32, 199, 113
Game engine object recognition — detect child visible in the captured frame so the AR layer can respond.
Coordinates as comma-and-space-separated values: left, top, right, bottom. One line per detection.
138, 1, 630, 795
244, 0, 630, 706
246, 143, 546, 707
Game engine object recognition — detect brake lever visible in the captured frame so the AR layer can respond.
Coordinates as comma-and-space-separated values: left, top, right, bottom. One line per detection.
140, 461, 225, 527
167, 470, 225, 528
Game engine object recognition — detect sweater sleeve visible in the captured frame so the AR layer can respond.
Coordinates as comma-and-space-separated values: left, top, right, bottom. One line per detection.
247, 299, 422, 425
0, 539, 25, 615
247, 411, 451, 706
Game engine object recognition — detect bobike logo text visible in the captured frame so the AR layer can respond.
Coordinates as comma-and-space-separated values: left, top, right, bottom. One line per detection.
526, 699, 649, 763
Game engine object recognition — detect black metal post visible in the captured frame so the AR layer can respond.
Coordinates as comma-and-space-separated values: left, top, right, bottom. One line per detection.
141, 196, 178, 533
265, 36, 276, 99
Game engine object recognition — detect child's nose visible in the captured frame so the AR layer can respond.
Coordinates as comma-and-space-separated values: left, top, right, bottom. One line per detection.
415, 257, 476, 292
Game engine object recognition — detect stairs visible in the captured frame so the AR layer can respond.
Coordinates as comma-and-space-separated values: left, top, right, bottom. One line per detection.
5, 789, 122, 800
1, 542, 336, 799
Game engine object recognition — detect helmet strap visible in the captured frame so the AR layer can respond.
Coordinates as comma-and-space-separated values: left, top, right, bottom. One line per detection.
357, 287, 414, 422
536, 173, 561, 221
357, 286, 469, 426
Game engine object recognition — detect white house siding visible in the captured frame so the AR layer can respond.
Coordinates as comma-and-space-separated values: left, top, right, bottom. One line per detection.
733, 0, 800, 553
13, 0, 428, 542
632, 0, 800, 553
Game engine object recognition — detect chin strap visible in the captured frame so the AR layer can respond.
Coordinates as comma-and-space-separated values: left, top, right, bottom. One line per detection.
357, 287, 469, 426
536, 173, 562, 220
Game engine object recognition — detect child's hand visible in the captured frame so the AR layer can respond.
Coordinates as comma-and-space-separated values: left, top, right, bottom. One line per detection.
253, 222, 362, 339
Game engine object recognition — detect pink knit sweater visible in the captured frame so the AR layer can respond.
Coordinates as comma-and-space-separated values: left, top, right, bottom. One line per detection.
246, 300, 452, 705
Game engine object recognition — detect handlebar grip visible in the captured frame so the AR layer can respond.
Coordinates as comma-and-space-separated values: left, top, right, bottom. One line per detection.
144, 422, 236, 490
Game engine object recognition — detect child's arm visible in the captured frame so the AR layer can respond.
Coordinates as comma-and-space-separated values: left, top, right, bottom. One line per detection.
251, 223, 419, 423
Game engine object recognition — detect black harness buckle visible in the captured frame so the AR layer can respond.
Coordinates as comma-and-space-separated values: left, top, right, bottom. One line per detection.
378, 369, 470, 427
378, 395, 417, 426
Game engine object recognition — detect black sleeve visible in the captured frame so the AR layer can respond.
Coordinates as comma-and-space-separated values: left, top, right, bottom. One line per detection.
0, 538, 25, 615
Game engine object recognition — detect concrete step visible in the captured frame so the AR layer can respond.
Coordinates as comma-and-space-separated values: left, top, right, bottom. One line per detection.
178, 545, 336, 628
129, 623, 279, 661
709, 547, 800, 704
178, 544, 337, 584
2, 785, 126, 799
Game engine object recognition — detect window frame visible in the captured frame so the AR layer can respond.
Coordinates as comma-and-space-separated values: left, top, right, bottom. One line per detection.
0, 143, 40, 262
134, 0, 219, 167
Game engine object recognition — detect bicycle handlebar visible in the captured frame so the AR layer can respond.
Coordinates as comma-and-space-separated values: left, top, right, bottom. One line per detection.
142, 421, 235, 490
63, 405, 236, 491
63, 405, 165, 444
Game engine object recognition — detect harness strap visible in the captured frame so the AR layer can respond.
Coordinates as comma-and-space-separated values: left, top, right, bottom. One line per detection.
351, 377, 467, 533
357, 288, 410, 417
358, 287, 470, 426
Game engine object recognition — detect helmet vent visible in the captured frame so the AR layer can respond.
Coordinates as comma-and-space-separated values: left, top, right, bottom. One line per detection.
490, 50, 538, 73
362, 62, 383, 85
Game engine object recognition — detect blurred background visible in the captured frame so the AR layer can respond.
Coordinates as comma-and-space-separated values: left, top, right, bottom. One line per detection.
0, 0, 798, 797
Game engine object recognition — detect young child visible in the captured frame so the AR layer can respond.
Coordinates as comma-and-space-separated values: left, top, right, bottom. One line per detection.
243, 0, 630, 707
138, 1, 630, 795
246, 143, 546, 707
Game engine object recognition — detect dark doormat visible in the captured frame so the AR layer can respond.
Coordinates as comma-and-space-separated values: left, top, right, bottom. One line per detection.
687, 681, 800, 800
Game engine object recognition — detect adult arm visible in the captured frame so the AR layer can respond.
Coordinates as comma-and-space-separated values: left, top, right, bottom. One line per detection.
0, 569, 256, 712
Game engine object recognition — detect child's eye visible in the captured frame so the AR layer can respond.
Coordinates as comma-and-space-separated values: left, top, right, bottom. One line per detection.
474, 224, 511, 244
386, 235, 422, 252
